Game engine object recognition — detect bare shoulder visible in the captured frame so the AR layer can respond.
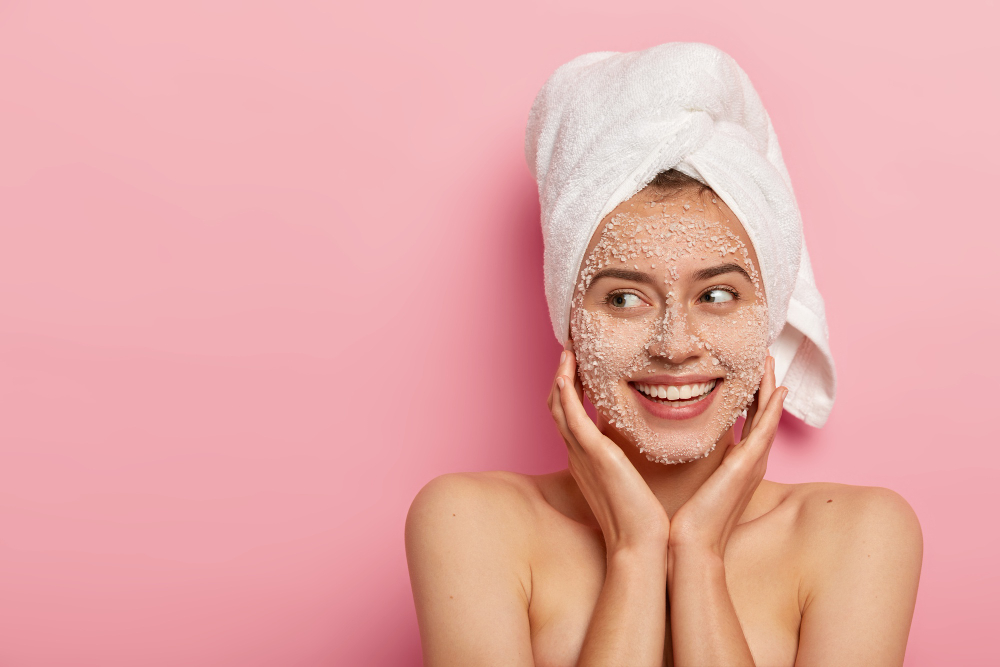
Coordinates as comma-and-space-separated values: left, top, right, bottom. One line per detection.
774, 482, 923, 606
782, 481, 922, 552
407, 470, 544, 527
774, 483, 924, 664
760, 481, 922, 564
405, 471, 546, 566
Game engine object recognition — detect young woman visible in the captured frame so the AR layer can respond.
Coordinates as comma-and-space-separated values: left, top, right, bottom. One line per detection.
405, 43, 922, 667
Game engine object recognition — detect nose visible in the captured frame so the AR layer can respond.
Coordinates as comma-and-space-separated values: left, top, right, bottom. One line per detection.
646, 303, 701, 365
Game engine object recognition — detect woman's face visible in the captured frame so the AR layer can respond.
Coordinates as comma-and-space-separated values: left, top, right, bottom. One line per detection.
569, 184, 769, 464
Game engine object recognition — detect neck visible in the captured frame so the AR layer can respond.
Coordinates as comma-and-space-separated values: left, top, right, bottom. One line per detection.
602, 421, 736, 519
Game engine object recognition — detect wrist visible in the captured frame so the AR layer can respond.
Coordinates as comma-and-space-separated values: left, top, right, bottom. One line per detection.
667, 531, 725, 559
607, 541, 669, 575
666, 542, 725, 584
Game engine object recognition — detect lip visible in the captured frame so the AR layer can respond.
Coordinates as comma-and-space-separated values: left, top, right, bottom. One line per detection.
629, 377, 721, 420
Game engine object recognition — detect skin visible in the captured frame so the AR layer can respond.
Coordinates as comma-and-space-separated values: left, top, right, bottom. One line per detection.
405, 184, 923, 667
569, 186, 769, 465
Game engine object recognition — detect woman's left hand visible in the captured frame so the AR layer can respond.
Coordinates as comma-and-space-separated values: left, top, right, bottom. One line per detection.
667, 354, 788, 560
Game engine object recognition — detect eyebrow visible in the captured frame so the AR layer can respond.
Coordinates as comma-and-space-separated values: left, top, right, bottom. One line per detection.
588, 263, 751, 287
692, 262, 751, 282
589, 268, 658, 286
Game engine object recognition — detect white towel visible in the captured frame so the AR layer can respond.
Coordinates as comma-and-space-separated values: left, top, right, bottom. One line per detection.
525, 42, 836, 427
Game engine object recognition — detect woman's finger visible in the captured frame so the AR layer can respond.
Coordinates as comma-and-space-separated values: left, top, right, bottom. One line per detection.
739, 353, 772, 441
744, 385, 787, 456
563, 349, 587, 403
751, 355, 776, 430
549, 352, 584, 454
740, 390, 759, 442
547, 350, 567, 412
551, 378, 577, 447
559, 364, 607, 450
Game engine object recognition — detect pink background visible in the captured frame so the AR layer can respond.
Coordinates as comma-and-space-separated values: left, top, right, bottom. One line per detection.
0, 0, 996, 664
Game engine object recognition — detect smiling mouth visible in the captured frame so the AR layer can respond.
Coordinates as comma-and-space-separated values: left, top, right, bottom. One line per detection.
630, 379, 719, 406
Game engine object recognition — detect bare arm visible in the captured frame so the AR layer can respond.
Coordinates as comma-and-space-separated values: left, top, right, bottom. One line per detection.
579, 546, 668, 666
405, 473, 535, 667
793, 487, 922, 666
666, 355, 786, 666
667, 546, 754, 665
552, 351, 671, 666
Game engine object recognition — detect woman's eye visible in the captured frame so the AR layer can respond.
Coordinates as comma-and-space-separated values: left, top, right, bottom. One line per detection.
609, 293, 643, 308
701, 288, 735, 303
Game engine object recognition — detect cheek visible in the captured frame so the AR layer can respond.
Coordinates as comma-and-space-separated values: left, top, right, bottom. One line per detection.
693, 304, 769, 379
571, 309, 654, 381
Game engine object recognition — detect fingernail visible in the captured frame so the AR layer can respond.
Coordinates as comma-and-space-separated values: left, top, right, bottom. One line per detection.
560, 351, 567, 365
557, 377, 565, 389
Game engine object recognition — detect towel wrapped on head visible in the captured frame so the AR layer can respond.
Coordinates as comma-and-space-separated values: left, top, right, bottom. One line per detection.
525, 42, 836, 427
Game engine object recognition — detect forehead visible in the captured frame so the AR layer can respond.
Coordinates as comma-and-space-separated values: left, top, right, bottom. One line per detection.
582, 183, 760, 272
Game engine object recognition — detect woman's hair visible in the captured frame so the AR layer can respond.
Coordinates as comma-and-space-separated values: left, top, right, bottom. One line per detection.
649, 169, 716, 198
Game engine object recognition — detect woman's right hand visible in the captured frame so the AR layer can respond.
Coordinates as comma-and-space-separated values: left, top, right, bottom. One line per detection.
549, 349, 670, 559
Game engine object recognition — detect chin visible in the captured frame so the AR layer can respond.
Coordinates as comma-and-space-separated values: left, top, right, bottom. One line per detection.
632, 430, 723, 465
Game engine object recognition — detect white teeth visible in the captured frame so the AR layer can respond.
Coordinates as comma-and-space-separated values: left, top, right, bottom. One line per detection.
636, 379, 717, 402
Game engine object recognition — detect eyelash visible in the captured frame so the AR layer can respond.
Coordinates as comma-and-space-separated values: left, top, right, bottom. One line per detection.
700, 286, 741, 302
604, 286, 740, 304
604, 290, 645, 308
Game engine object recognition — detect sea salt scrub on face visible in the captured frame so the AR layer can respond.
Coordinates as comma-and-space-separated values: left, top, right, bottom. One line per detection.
570, 187, 769, 464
